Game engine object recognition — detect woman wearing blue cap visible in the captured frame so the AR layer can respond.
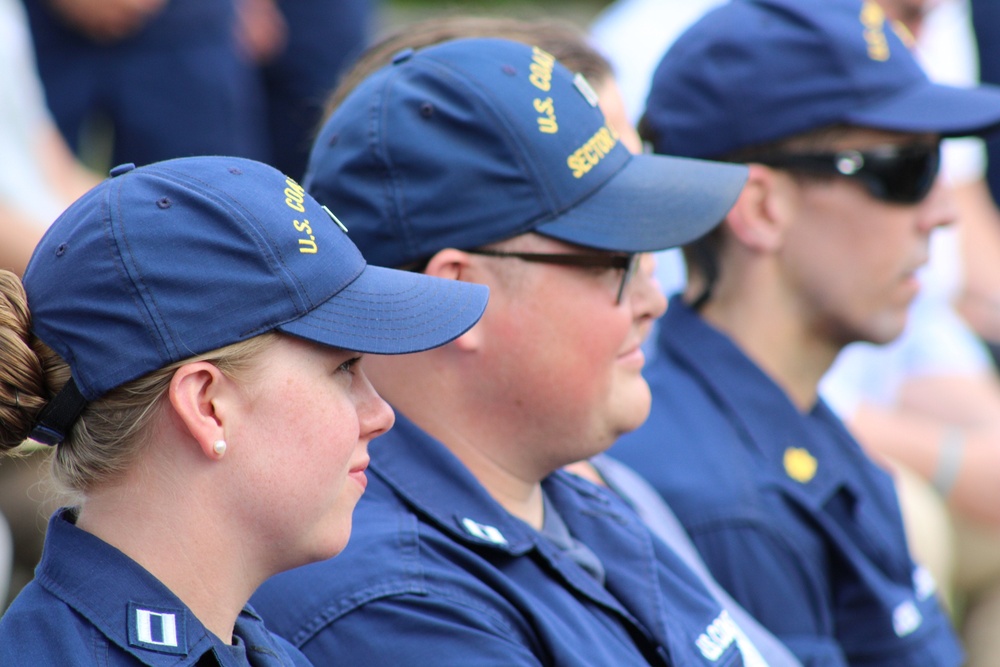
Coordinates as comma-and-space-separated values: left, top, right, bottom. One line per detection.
0, 156, 487, 665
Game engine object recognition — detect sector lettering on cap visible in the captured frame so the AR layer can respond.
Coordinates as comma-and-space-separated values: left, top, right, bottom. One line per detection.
127, 602, 187, 655
567, 124, 620, 179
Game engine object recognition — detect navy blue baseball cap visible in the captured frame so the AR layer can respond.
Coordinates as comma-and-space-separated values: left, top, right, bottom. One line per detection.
304, 37, 748, 267
23, 156, 488, 442
644, 0, 1000, 159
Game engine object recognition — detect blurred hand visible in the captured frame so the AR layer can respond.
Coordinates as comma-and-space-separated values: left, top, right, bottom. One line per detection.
235, 0, 287, 64
46, 0, 169, 42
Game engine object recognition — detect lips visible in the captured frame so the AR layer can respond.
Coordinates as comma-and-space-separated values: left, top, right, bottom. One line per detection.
349, 462, 368, 491
618, 328, 649, 362
617, 344, 646, 371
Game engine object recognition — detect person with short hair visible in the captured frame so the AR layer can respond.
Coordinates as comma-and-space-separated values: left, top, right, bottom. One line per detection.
608, 0, 1000, 663
325, 16, 799, 665
0, 155, 487, 665
252, 37, 754, 666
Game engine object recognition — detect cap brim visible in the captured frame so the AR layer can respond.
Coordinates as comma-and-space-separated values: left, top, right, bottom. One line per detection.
846, 81, 1000, 138
279, 266, 488, 355
536, 153, 748, 253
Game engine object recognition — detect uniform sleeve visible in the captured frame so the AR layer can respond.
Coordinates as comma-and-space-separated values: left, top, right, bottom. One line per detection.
0, 599, 101, 666
690, 519, 849, 667
299, 593, 546, 667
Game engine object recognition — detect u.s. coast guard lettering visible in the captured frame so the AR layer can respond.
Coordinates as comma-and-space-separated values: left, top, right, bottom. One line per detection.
860, 1, 890, 61
568, 124, 620, 178
529, 46, 559, 134
534, 96, 558, 134
528, 46, 555, 92
283, 177, 318, 254
284, 176, 308, 213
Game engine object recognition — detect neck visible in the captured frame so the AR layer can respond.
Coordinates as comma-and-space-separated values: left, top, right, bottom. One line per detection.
695, 286, 840, 412
368, 352, 546, 529
77, 481, 256, 644
440, 430, 546, 529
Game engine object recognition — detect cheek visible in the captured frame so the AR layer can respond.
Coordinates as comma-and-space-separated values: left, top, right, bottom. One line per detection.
309, 394, 363, 477
556, 307, 634, 395
785, 199, 887, 294
276, 398, 364, 556
258, 387, 362, 506
833, 219, 917, 308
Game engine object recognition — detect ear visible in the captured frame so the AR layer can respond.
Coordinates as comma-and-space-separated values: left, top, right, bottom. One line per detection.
422, 248, 485, 352
422, 247, 472, 281
725, 164, 797, 252
168, 361, 232, 461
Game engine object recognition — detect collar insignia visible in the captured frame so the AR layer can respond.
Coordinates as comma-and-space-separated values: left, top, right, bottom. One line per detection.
784, 447, 818, 483
127, 602, 188, 655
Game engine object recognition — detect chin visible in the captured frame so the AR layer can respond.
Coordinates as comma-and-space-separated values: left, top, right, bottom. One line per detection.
864, 314, 910, 346
613, 389, 653, 436
301, 520, 354, 568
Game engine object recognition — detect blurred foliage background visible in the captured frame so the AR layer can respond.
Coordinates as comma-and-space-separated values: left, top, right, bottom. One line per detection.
381, 0, 612, 31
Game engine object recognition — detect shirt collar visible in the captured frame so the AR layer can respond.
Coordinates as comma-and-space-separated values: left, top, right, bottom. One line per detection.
34, 509, 293, 666
658, 296, 861, 506
369, 413, 538, 554
658, 298, 928, 624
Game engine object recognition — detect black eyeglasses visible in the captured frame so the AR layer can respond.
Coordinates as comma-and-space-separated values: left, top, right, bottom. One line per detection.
749, 143, 940, 204
465, 249, 639, 304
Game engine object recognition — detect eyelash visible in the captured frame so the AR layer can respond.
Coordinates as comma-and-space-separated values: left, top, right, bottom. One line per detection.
337, 356, 362, 374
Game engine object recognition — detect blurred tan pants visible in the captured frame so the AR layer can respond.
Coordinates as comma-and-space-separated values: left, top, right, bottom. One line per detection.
894, 463, 1000, 666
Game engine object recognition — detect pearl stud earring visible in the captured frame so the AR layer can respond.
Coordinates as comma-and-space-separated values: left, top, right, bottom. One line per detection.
213, 439, 227, 457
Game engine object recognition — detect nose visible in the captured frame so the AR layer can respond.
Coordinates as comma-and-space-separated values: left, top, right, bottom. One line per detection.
357, 371, 395, 440
626, 252, 667, 320
916, 177, 957, 234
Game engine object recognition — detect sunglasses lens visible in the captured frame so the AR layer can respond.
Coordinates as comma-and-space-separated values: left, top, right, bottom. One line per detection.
753, 144, 940, 205
617, 255, 639, 304
862, 146, 939, 203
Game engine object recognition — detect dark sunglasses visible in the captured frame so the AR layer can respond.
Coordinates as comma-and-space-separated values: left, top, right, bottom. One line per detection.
749, 143, 940, 204
465, 249, 639, 304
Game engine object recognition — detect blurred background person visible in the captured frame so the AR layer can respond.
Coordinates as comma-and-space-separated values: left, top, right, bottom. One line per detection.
0, 0, 100, 611
593, 2, 1000, 661
612, 0, 1000, 664
20, 0, 269, 168
256, 0, 376, 181
1, 0, 97, 276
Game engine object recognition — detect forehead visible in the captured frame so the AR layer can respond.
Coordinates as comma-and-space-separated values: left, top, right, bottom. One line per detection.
877, 0, 939, 21
786, 127, 938, 152
493, 232, 597, 254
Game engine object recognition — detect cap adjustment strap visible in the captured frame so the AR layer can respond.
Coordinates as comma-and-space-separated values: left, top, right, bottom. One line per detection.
29, 378, 87, 446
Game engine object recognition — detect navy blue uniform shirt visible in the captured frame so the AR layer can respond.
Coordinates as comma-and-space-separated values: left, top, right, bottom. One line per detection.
611, 296, 962, 666
22, 0, 268, 168
252, 413, 746, 666
0, 509, 310, 666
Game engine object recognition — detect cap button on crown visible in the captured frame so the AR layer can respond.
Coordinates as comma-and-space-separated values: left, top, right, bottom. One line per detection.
109, 163, 136, 177
392, 48, 414, 65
